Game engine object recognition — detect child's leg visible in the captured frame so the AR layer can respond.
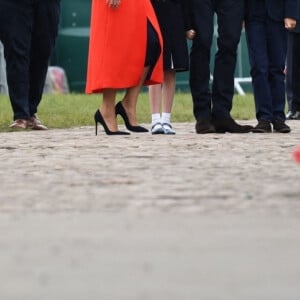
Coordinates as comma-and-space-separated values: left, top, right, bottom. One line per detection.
161, 69, 176, 134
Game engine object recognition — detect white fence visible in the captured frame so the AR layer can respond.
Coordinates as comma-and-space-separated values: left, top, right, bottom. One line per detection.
0, 41, 8, 94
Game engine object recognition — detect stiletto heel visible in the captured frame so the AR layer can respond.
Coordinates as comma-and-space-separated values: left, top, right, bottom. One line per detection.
115, 101, 149, 132
95, 119, 98, 136
94, 110, 130, 135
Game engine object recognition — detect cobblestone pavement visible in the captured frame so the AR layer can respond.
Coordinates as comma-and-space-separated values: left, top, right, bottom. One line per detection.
1, 121, 300, 300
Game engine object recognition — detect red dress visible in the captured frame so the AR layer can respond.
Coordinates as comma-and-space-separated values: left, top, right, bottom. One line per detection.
86, 0, 163, 93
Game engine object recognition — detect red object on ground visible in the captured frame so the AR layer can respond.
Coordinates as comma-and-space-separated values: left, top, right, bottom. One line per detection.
292, 147, 300, 164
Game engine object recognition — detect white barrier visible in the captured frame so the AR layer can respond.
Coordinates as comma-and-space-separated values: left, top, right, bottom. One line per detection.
210, 74, 252, 96
0, 41, 8, 94
234, 77, 252, 96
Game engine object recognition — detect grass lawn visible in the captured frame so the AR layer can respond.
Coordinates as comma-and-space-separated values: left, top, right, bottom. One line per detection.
0, 92, 256, 132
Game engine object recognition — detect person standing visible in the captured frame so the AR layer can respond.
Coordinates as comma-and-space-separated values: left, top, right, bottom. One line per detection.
86, 0, 163, 135
182, 0, 253, 134
149, 0, 189, 135
244, 0, 298, 133
286, 0, 300, 120
0, 0, 61, 130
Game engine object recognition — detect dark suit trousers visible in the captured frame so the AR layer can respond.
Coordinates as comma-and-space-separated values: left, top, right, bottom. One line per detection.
0, 0, 60, 120
245, 15, 287, 121
291, 32, 300, 111
286, 32, 294, 111
189, 0, 244, 120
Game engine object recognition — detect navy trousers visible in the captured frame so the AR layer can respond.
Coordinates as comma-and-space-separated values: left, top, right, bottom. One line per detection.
291, 32, 300, 111
245, 5, 287, 122
286, 32, 294, 111
189, 0, 244, 120
0, 0, 60, 120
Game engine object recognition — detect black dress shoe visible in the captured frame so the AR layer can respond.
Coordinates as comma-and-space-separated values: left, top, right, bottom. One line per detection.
195, 119, 216, 134
212, 117, 253, 133
252, 119, 272, 133
94, 110, 130, 135
272, 119, 291, 133
115, 101, 149, 132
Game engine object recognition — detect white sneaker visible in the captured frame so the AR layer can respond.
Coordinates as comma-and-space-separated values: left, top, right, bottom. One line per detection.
151, 122, 164, 134
162, 123, 176, 135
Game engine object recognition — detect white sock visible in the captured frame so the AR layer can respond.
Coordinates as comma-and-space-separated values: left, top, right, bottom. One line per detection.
162, 112, 171, 124
151, 113, 161, 125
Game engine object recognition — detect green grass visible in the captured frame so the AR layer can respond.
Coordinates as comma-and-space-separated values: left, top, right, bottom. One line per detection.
0, 92, 256, 132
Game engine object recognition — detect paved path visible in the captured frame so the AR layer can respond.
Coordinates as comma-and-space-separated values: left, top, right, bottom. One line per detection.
1, 121, 300, 299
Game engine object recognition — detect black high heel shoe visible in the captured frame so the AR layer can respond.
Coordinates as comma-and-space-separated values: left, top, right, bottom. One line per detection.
115, 101, 149, 132
94, 110, 130, 136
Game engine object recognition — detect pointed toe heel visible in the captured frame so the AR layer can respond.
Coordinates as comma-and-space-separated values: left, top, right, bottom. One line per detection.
94, 110, 130, 136
115, 101, 148, 132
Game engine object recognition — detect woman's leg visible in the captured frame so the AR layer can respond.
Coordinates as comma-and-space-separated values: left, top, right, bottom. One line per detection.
100, 88, 118, 131
122, 20, 161, 126
121, 66, 150, 126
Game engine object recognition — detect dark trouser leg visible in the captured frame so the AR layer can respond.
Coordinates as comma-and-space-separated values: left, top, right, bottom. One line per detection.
28, 0, 60, 116
189, 0, 214, 121
212, 0, 243, 119
286, 32, 294, 111
267, 20, 287, 121
1, 0, 33, 120
246, 20, 273, 121
246, 9, 286, 122
292, 32, 300, 111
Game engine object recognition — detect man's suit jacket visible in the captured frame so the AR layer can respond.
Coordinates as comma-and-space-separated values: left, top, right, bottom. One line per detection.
266, 0, 298, 20
245, 0, 298, 21
292, 0, 300, 32
181, 0, 193, 31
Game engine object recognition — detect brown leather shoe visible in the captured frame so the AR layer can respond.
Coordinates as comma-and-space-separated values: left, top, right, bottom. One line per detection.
9, 119, 28, 129
195, 119, 216, 134
212, 117, 253, 133
28, 115, 48, 130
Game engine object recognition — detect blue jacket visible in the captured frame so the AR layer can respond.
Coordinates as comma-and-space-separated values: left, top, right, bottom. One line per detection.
245, 0, 298, 21
293, 0, 300, 32
267, 0, 298, 20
